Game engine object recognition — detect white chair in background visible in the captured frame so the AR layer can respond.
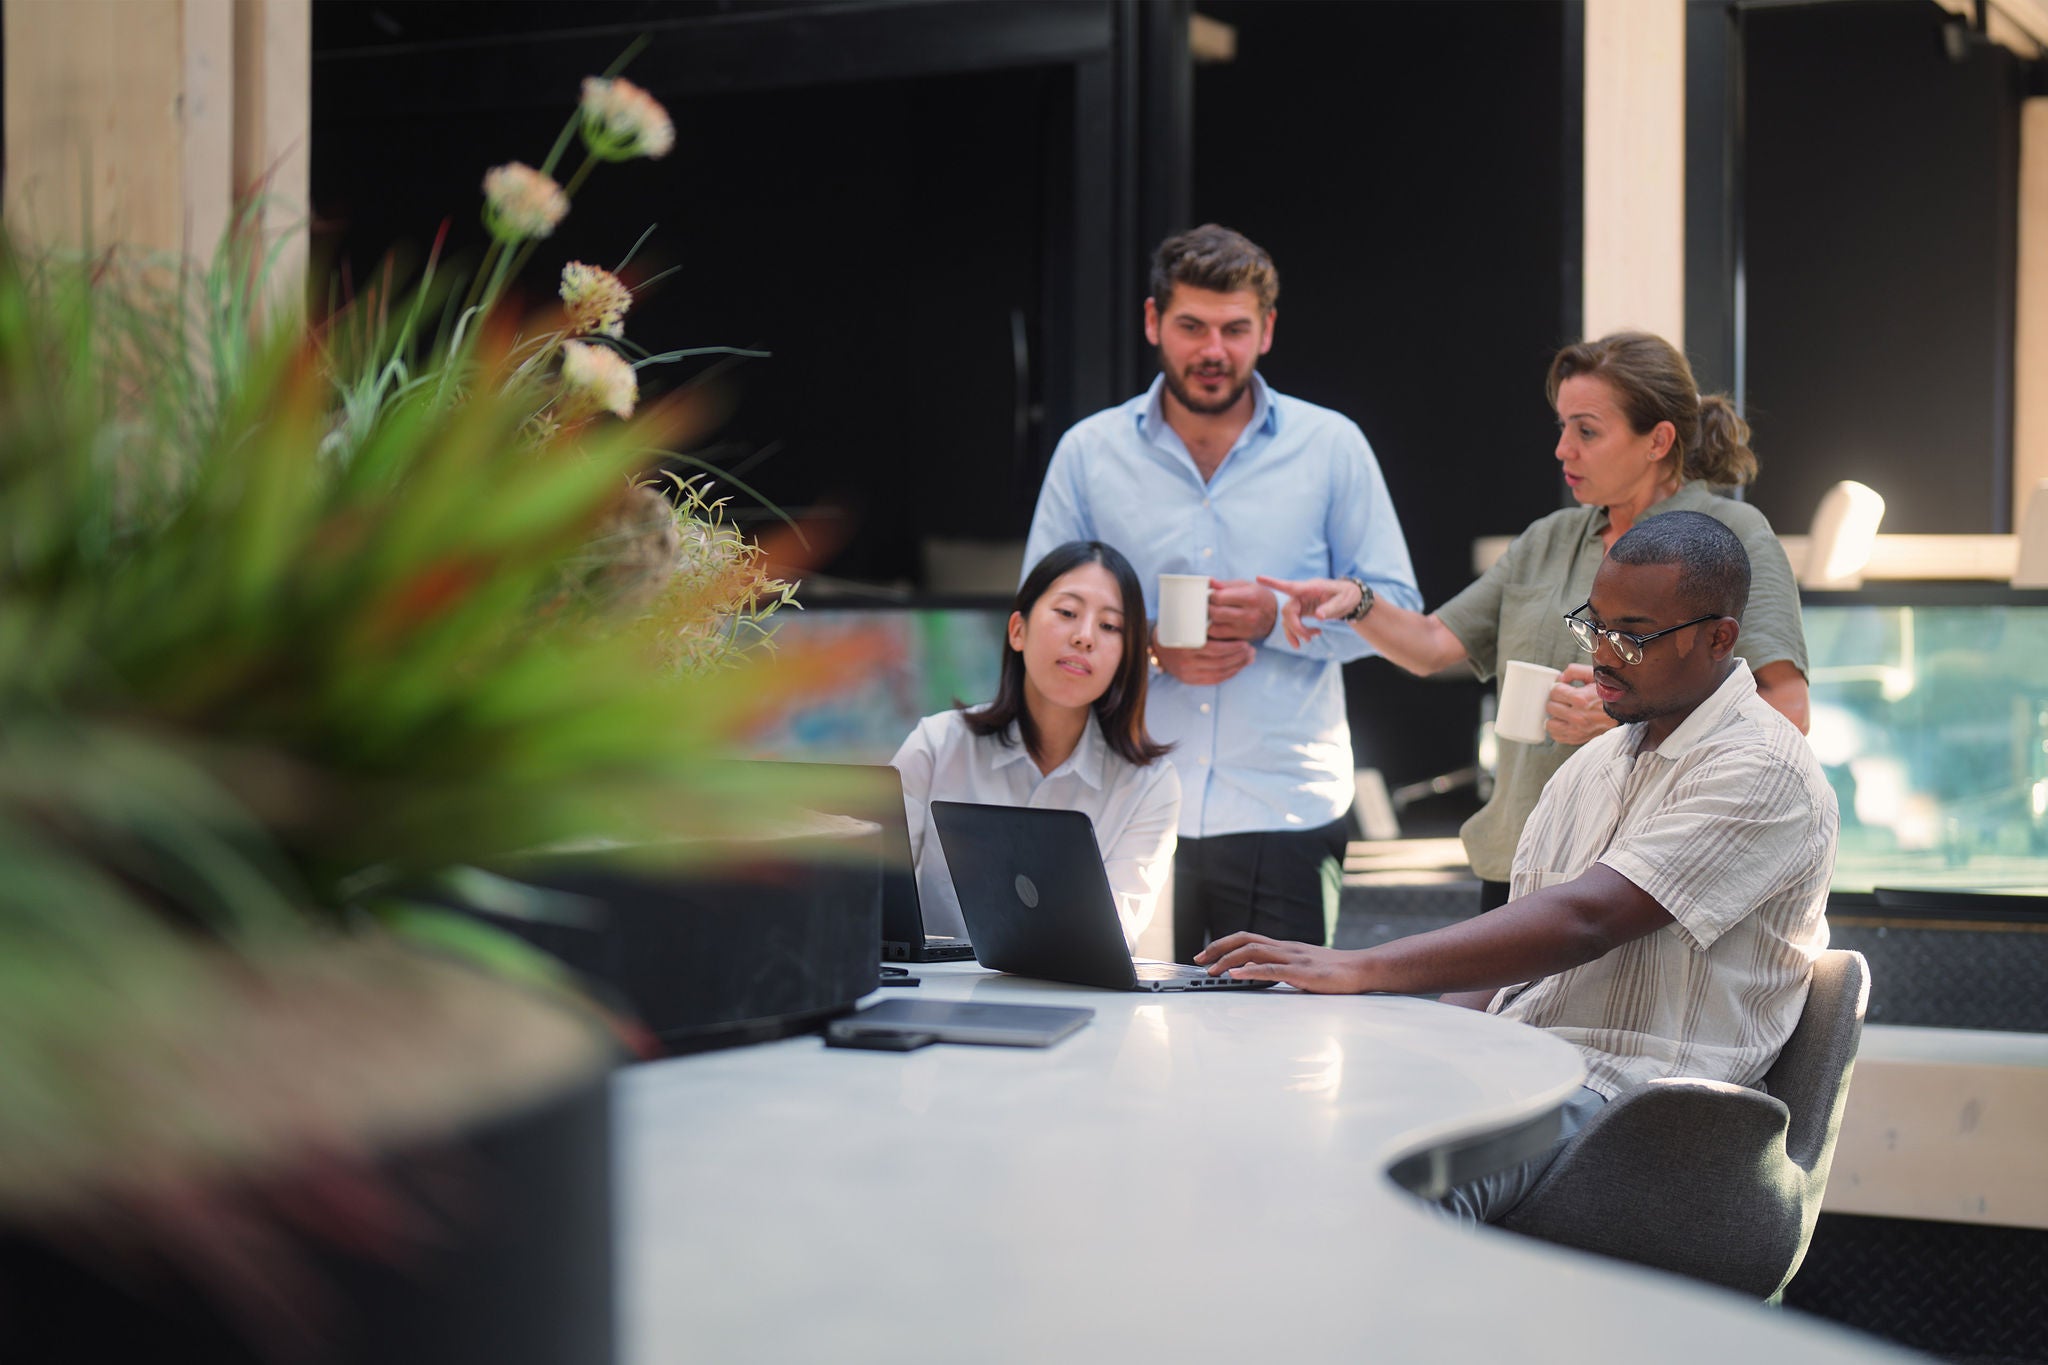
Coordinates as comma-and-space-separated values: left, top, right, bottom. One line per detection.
1799, 480, 1887, 590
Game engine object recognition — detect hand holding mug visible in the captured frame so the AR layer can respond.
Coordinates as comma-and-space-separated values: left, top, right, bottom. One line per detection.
1545, 663, 1618, 745
1153, 639, 1256, 686
1205, 578, 1279, 642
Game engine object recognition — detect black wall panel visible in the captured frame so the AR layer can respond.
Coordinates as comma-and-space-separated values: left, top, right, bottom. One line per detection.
1741, 0, 2022, 535
312, 0, 1153, 590
1191, 0, 1572, 799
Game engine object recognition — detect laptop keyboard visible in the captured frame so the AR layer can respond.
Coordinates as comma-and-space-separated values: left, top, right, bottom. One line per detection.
1133, 962, 1209, 981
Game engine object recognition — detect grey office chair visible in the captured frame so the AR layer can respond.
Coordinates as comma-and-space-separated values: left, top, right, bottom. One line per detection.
1497, 949, 1870, 1302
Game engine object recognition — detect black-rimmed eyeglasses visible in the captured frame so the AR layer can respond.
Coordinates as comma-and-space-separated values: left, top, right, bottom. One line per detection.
1562, 602, 1718, 667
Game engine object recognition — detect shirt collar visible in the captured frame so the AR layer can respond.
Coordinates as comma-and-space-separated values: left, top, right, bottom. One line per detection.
1624, 658, 1756, 762
1589, 479, 1712, 540
987, 712, 1110, 790
1135, 372, 1280, 448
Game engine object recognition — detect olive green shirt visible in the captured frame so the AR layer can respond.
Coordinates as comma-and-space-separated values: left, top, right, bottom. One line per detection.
1432, 481, 1808, 881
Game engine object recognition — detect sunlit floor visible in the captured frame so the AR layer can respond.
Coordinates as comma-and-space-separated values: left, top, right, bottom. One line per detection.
1342, 836, 1474, 887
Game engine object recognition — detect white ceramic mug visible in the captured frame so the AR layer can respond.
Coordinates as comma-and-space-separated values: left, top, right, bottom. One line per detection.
1494, 659, 1562, 745
1155, 574, 1210, 649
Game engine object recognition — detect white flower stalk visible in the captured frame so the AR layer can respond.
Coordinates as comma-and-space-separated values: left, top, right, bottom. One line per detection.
560, 340, 638, 420
559, 262, 633, 338
579, 77, 675, 162
481, 162, 569, 243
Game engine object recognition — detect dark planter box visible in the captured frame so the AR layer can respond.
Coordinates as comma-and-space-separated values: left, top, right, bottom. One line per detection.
0, 1066, 614, 1365
490, 823, 885, 1053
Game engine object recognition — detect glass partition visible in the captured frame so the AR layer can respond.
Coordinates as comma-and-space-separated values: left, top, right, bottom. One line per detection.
748, 593, 2048, 895
747, 604, 1008, 762
1803, 588, 2048, 894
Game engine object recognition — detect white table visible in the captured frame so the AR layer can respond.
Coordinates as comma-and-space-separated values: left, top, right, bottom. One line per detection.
619, 965, 1911, 1363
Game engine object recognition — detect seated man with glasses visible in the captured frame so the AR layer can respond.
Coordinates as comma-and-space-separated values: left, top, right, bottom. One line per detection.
1198, 510, 1839, 1222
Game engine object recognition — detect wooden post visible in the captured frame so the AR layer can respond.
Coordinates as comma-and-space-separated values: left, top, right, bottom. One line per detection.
3, 0, 306, 286
2016, 98, 2048, 522
1581, 0, 1686, 344
233, 0, 311, 306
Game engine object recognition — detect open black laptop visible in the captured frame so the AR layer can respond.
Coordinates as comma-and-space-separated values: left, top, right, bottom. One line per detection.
928, 800, 1272, 992
768, 762, 975, 962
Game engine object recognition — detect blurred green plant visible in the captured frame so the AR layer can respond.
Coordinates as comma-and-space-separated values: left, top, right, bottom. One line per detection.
0, 55, 868, 1349
0, 230, 843, 920
0, 220, 865, 1354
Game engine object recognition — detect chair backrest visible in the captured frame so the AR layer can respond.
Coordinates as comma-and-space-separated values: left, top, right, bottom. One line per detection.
1497, 948, 1871, 1300
1760, 948, 1870, 1177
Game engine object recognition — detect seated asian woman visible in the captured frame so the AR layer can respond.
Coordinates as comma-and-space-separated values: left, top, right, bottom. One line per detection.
891, 540, 1179, 950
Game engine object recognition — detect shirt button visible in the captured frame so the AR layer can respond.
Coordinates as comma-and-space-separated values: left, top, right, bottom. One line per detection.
1201, 498, 1210, 508
1199, 703, 1211, 714
1201, 547, 1214, 558
1198, 756, 1210, 765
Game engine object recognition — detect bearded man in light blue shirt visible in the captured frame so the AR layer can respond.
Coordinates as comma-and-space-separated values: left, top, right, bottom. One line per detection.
1023, 225, 1421, 963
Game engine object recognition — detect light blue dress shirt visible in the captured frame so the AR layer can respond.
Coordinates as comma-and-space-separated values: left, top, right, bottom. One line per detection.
1023, 374, 1420, 839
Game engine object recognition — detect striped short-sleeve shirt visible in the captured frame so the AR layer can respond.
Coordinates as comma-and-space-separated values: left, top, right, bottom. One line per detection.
1491, 661, 1838, 1098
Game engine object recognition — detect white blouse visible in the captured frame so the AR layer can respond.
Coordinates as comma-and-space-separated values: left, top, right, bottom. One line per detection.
890, 708, 1180, 949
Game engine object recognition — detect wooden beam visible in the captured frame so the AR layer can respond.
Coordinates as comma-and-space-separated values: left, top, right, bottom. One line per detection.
2018, 99, 2048, 529
1581, 0, 1686, 343
3, 0, 306, 283
1189, 14, 1236, 66
233, 0, 311, 308
1826, 1024, 2048, 1230
1929, 0, 2046, 60
4, 0, 195, 254
184, 0, 236, 269
1474, 533, 2024, 581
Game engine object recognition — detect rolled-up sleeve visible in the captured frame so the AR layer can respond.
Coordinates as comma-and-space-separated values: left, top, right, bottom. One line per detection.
1259, 424, 1421, 664
1597, 749, 1819, 951
1435, 530, 1532, 678
1730, 522, 1808, 675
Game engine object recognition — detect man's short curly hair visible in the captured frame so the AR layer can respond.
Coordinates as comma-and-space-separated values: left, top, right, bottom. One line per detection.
1608, 510, 1751, 622
1149, 224, 1279, 314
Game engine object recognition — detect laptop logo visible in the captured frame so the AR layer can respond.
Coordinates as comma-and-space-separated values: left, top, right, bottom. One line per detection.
1014, 874, 1039, 907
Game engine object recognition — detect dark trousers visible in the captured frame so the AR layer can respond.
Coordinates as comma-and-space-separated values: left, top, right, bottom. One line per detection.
1172, 816, 1350, 964
1478, 879, 1513, 914
1437, 1086, 1609, 1224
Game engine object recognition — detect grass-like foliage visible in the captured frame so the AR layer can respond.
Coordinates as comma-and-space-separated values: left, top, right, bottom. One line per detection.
2, 236, 845, 926
0, 49, 864, 1353
0, 213, 865, 1348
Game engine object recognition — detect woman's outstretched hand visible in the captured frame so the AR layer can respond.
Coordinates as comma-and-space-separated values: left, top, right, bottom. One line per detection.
1254, 575, 1360, 648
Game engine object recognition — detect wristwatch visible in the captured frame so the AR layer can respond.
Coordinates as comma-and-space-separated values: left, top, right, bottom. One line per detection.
1342, 577, 1376, 622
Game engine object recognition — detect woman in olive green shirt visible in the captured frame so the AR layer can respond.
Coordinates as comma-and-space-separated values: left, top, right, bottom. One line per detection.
1260, 332, 1809, 912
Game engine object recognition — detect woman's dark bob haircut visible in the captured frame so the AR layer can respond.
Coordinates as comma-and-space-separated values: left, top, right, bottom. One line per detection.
962, 540, 1171, 767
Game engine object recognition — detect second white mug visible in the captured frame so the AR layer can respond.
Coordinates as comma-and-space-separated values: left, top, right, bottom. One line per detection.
1494, 659, 1562, 744
1156, 574, 1210, 649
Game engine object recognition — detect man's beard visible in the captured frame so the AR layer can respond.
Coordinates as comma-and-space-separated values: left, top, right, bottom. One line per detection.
1160, 353, 1252, 416
1597, 677, 1681, 728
